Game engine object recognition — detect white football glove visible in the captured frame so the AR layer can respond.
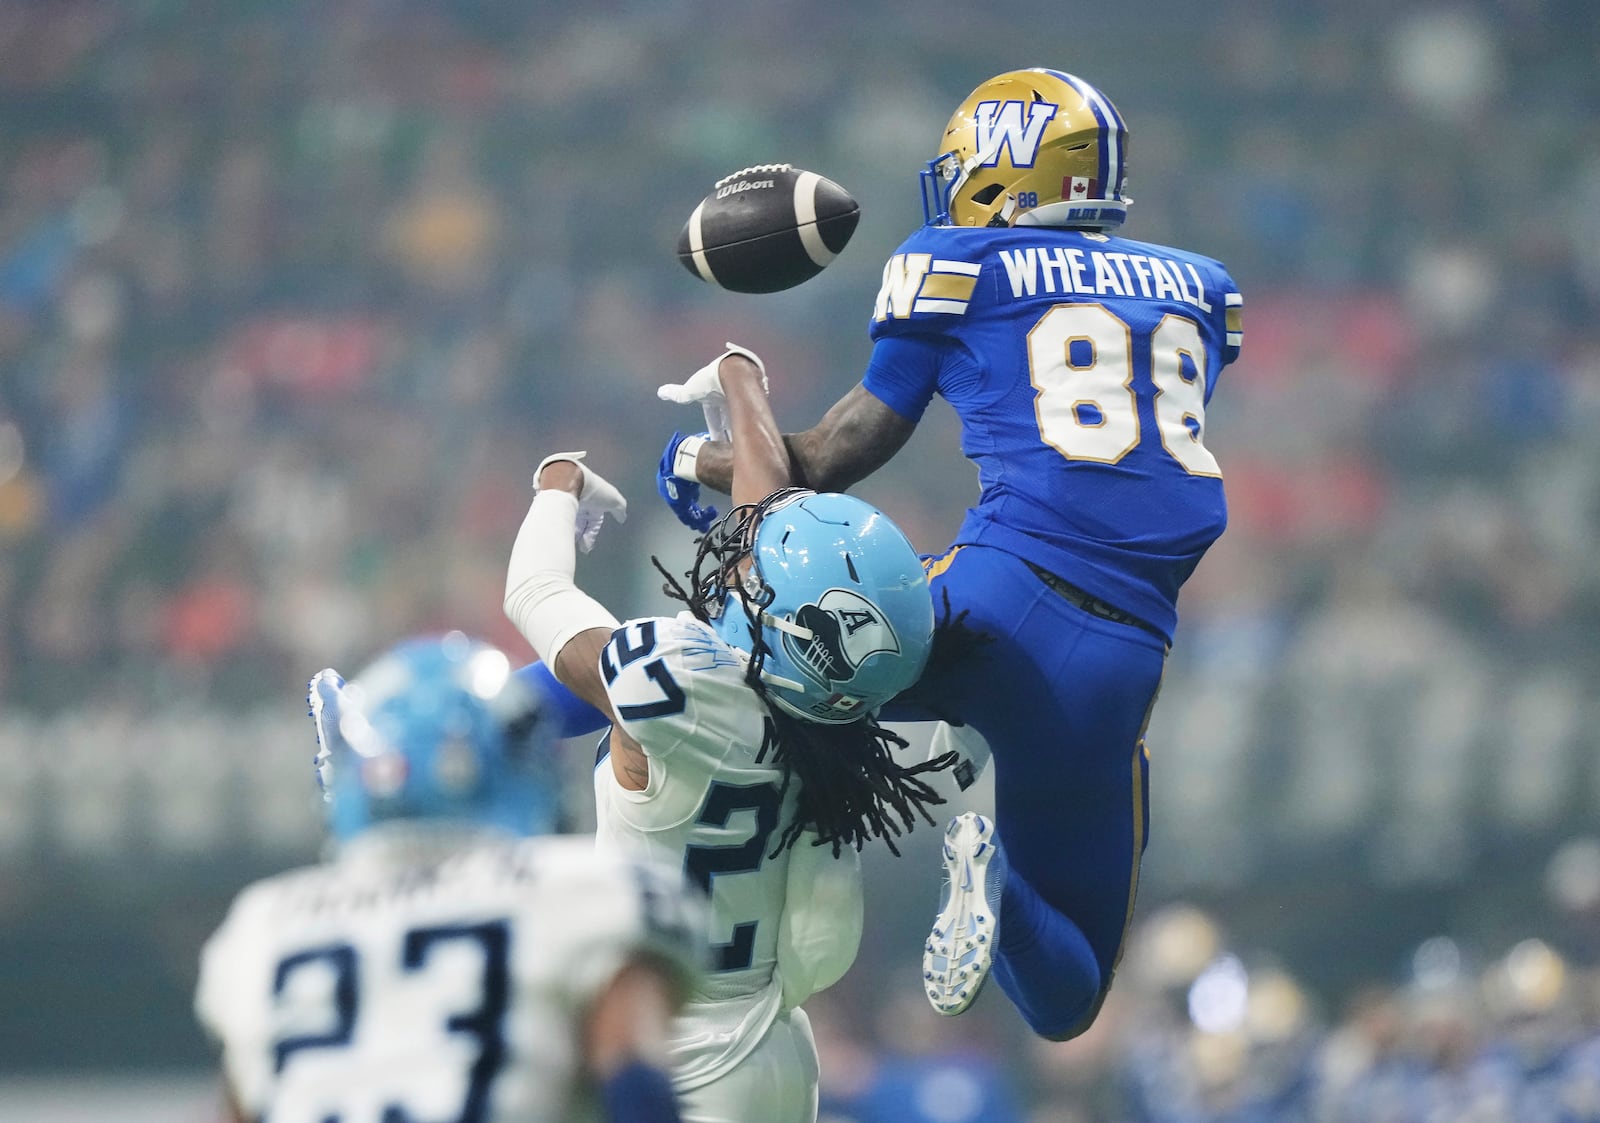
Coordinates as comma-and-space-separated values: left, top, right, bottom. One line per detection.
657, 342, 767, 442
533, 451, 627, 553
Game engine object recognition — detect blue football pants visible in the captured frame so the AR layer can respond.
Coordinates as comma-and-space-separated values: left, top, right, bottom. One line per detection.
903, 544, 1167, 1039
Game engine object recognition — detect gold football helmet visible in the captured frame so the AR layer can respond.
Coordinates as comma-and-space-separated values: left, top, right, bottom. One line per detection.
920, 68, 1131, 231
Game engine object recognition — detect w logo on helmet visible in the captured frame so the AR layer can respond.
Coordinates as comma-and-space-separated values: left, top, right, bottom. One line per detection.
973, 100, 1058, 169
784, 588, 902, 688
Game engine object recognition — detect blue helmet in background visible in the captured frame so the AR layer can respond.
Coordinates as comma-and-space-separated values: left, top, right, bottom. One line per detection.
712, 490, 934, 724
308, 632, 560, 844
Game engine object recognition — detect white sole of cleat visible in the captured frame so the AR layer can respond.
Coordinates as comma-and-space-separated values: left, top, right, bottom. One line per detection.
923, 811, 1002, 1016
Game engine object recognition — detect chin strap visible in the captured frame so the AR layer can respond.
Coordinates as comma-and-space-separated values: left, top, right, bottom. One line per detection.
755, 611, 813, 691
758, 665, 808, 693
759, 612, 812, 641
721, 627, 810, 694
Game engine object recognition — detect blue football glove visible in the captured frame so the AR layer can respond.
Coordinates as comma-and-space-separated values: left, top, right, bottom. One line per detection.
657, 431, 719, 532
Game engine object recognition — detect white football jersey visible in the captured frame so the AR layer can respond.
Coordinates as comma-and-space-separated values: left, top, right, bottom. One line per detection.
593, 613, 860, 1094
195, 831, 702, 1123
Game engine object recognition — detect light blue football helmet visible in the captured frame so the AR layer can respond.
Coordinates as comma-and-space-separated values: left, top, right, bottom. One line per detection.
308, 632, 560, 843
712, 490, 934, 724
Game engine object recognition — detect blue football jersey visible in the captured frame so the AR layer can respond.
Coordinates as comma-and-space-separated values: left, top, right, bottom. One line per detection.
865, 224, 1242, 640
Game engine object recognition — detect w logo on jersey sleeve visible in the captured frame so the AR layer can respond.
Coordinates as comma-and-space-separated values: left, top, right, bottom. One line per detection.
974, 100, 1058, 167
873, 253, 982, 321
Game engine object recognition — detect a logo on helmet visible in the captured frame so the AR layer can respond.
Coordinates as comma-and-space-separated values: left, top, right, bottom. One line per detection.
782, 588, 901, 688
974, 100, 1058, 168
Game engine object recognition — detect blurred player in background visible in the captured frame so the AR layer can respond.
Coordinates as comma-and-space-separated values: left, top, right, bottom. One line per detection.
194, 633, 704, 1123
503, 345, 956, 1123
658, 69, 1244, 1041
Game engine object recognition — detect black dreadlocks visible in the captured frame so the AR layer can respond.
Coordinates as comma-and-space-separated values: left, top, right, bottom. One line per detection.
898, 584, 994, 726
650, 490, 957, 858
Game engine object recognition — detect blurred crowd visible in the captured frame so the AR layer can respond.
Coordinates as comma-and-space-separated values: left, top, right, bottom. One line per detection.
3, 1, 1596, 719
813, 899, 1600, 1122
1, 0, 1598, 1111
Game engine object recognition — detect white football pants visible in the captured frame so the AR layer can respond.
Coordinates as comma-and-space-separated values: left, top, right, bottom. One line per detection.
678, 1006, 819, 1123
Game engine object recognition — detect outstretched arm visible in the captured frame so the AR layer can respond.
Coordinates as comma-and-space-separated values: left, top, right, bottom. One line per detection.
503, 455, 625, 718
502, 455, 659, 789
687, 382, 915, 495
656, 343, 795, 505
506, 346, 794, 792
720, 352, 791, 506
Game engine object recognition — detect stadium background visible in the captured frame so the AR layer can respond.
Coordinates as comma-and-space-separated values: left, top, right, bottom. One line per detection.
1, 1, 1597, 1119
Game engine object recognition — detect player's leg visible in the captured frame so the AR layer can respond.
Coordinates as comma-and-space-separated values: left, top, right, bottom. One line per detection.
676, 1006, 819, 1123
915, 546, 1165, 1039
984, 608, 1161, 1039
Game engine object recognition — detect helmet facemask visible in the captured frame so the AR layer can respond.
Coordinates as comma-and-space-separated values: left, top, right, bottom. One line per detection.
685, 486, 804, 624
653, 489, 933, 724
658, 486, 809, 689
649, 492, 957, 858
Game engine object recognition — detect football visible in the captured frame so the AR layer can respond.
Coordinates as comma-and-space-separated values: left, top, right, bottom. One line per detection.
677, 164, 860, 293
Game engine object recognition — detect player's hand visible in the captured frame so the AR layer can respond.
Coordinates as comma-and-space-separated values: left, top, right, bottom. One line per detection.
534, 451, 627, 553
656, 340, 768, 428
657, 431, 719, 532
657, 342, 768, 404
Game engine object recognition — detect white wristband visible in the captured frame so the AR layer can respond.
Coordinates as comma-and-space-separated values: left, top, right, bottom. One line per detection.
672, 434, 709, 483
503, 490, 621, 665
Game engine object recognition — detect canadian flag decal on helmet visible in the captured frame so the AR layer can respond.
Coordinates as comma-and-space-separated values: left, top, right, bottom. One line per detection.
783, 588, 902, 687
1063, 176, 1099, 201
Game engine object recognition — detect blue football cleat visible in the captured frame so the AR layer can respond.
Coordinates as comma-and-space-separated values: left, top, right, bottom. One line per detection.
923, 811, 1007, 1016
